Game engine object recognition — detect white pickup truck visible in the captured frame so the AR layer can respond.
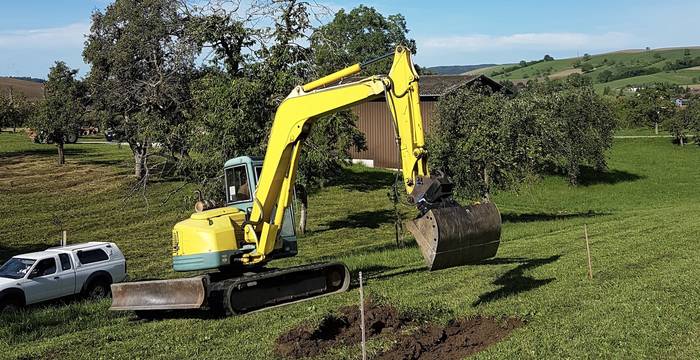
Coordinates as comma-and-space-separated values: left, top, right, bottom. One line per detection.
0, 242, 127, 312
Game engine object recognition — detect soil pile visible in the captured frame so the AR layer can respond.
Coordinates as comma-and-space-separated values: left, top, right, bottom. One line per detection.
275, 301, 409, 358
377, 316, 523, 360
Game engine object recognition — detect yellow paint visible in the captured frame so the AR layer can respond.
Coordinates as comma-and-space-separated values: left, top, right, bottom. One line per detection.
173, 208, 244, 257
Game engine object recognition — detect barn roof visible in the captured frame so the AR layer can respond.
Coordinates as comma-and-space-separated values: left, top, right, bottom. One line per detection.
331, 74, 504, 98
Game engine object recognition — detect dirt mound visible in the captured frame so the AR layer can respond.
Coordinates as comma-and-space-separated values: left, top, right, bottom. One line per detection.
377, 316, 523, 360
276, 301, 522, 359
275, 301, 409, 358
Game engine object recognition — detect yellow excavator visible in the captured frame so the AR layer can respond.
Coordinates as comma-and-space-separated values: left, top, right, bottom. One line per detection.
110, 46, 502, 316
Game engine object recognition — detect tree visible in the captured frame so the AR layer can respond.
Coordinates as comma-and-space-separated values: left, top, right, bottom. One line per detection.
0, 89, 33, 132
598, 69, 613, 83
667, 108, 689, 145
428, 87, 539, 200
544, 54, 554, 61
634, 87, 675, 134
83, 0, 197, 181
29, 61, 85, 165
583, 53, 591, 61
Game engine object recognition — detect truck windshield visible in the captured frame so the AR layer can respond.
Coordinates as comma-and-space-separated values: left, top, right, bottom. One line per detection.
0, 258, 35, 279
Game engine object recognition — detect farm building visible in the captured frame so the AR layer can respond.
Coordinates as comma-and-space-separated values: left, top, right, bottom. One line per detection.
345, 74, 503, 168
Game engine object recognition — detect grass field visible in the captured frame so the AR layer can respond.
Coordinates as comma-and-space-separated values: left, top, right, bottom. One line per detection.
0, 78, 44, 101
479, 47, 700, 92
1, 131, 699, 359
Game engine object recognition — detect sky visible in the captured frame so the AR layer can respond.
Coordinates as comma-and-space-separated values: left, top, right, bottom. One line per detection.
0, 0, 698, 78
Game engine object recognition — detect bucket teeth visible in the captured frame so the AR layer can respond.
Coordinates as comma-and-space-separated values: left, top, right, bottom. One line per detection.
406, 202, 501, 271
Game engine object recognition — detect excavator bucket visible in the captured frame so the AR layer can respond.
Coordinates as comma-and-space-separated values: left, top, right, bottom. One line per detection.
110, 276, 207, 311
406, 202, 501, 271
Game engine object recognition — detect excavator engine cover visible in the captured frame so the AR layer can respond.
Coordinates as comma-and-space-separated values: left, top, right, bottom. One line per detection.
406, 202, 501, 271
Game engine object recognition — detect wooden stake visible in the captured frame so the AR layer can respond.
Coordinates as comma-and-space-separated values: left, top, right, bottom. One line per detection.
584, 224, 593, 279
359, 271, 366, 360
61, 230, 67, 247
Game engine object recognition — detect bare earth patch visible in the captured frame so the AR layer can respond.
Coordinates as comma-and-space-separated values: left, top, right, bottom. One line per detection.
275, 301, 522, 359
548, 68, 583, 80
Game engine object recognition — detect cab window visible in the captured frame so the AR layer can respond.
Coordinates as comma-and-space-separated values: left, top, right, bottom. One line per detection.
255, 166, 262, 182
59, 253, 72, 271
32, 258, 57, 277
225, 165, 251, 203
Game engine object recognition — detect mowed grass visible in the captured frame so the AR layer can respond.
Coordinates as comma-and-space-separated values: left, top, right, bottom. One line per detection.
1, 132, 699, 359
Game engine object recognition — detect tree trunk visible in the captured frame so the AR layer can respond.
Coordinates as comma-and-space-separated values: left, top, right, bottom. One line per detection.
57, 141, 65, 165
296, 184, 308, 235
654, 122, 659, 135
680, 136, 684, 146
482, 167, 491, 202
132, 145, 148, 179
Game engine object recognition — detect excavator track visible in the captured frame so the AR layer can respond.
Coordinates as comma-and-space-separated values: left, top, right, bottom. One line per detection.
111, 262, 350, 316
209, 262, 350, 315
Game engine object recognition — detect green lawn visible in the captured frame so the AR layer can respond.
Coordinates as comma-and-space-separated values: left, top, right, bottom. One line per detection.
483, 48, 700, 92
1, 131, 699, 359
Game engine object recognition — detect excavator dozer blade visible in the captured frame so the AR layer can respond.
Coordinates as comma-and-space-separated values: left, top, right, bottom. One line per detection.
406, 202, 501, 271
110, 276, 207, 311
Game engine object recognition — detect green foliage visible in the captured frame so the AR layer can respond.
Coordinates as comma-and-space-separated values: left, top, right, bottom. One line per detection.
666, 108, 690, 145
29, 61, 85, 164
583, 53, 591, 61
0, 91, 33, 131
598, 69, 613, 83
543, 54, 554, 61
83, 0, 197, 179
428, 88, 534, 200
310, 5, 416, 74
430, 78, 616, 197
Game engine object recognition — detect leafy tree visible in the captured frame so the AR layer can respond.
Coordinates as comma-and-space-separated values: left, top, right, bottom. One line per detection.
427, 85, 558, 200
83, 0, 197, 181
0, 89, 33, 132
667, 107, 690, 145
543, 54, 554, 61
583, 53, 591, 61
634, 87, 675, 134
519, 60, 527, 67
310, 5, 416, 74
29, 61, 85, 165
598, 69, 613, 83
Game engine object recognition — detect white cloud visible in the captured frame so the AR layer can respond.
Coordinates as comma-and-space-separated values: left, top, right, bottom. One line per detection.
0, 22, 90, 50
420, 32, 633, 52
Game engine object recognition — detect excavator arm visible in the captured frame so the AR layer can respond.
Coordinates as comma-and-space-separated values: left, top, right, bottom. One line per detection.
242, 46, 501, 269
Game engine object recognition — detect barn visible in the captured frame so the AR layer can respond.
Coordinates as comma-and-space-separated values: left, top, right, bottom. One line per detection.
346, 74, 504, 169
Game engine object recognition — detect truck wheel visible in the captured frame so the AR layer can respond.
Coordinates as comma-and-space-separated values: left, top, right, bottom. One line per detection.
65, 132, 79, 144
84, 278, 111, 300
0, 297, 21, 314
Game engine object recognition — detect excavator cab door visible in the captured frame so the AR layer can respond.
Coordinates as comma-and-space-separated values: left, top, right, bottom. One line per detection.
224, 156, 298, 259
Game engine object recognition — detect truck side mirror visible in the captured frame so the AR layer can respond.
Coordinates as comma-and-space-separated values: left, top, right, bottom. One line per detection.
27, 268, 40, 279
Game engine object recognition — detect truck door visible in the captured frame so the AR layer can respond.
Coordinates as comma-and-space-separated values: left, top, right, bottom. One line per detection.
56, 253, 76, 296
22, 257, 62, 303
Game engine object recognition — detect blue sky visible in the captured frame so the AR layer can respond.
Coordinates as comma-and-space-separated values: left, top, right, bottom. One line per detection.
0, 0, 698, 78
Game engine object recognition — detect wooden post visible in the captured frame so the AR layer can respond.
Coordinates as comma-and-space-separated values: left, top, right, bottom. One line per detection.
584, 225, 593, 279
359, 271, 366, 360
61, 230, 67, 247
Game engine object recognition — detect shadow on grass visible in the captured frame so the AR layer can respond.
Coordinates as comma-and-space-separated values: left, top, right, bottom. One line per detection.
577, 166, 644, 186
319, 209, 395, 232
329, 167, 396, 192
501, 210, 610, 223
472, 255, 560, 306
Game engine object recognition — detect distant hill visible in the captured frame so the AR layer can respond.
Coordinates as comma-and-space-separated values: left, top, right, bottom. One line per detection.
0, 77, 44, 101
475, 47, 700, 92
427, 64, 497, 75
5, 76, 45, 84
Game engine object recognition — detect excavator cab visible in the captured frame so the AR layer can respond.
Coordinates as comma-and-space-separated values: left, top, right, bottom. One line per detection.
223, 156, 298, 260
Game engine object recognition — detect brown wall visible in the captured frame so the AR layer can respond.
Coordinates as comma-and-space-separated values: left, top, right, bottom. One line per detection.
349, 99, 437, 169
